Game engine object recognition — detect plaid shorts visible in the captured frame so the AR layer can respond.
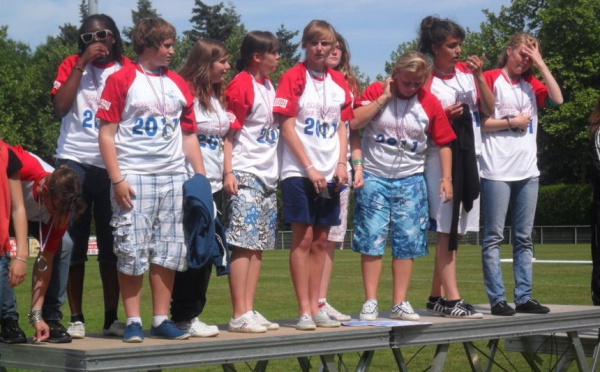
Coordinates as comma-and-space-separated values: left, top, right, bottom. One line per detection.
110, 174, 187, 276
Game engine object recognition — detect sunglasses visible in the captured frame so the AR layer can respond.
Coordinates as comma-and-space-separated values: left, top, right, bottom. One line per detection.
80, 29, 113, 44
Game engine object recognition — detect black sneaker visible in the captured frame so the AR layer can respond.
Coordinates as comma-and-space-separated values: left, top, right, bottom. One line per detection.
515, 299, 550, 314
0, 318, 27, 344
491, 300, 517, 316
45, 320, 72, 343
426, 297, 446, 315
444, 299, 484, 319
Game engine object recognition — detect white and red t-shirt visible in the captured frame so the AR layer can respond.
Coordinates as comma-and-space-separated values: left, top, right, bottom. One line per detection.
225, 70, 280, 189
96, 62, 197, 175
480, 69, 549, 181
193, 95, 234, 193
52, 55, 131, 167
428, 62, 483, 154
10, 145, 66, 254
357, 82, 456, 179
274, 62, 354, 181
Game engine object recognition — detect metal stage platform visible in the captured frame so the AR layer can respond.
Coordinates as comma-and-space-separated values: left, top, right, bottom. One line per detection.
0, 304, 598, 371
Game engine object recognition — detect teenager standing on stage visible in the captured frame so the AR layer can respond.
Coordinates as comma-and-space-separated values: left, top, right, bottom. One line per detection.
98, 17, 205, 342
274, 20, 353, 330
224, 31, 280, 333
318, 32, 364, 322
351, 52, 455, 321
170, 38, 232, 338
419, 16, 494, 319
480, 33, 562, 315
52, 13, 130, 339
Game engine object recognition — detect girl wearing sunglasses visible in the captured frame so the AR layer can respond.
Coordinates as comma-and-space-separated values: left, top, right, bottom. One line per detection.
51, 13, 131, 341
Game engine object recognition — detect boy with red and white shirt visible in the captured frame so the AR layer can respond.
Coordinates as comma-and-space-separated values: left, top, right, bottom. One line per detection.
97, 18, 205, 343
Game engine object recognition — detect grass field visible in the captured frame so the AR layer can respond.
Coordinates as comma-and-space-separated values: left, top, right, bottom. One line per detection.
10, 243, 596, 371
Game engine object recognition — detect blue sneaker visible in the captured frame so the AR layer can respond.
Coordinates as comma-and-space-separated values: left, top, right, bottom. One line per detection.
123, 322, 143, 343
150, 320, 191, 340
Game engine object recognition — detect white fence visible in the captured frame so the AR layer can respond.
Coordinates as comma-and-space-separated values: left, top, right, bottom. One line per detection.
274, 225, 592, 250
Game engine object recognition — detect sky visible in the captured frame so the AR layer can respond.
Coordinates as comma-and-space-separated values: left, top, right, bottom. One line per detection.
0, 0, 512, 79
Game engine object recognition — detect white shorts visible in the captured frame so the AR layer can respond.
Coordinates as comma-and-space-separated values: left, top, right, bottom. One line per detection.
425, 150, 480, 234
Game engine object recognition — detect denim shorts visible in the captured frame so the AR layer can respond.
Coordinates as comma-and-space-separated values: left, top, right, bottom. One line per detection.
352, 172, 429, 259
110, 174, 187, 275
282, 177, 340, 227
224, 172, 278, 251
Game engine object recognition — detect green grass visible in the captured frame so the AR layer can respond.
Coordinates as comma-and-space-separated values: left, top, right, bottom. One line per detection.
10, 244, 595, 371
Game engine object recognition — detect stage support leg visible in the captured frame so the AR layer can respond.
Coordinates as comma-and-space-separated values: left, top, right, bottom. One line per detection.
356, 350, 375, 372
567, 330, 590, 371
431, 343, 450, 372
391, 347, 409, 371
463, 342, 483, 371
485, 339, 499, 372
592, 330, 600, 372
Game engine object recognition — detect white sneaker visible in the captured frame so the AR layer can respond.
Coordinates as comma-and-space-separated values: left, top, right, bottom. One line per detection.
390, 301, 420, 321
295, 313, 316, 331
359, 300, 379, 321
103, 320, 126, 337
188, 317, 220, 337
228, 312, 267, 333
313, 310, 341, 328
252, 310, 279, 330
319, 302, 351, 322
67, 321, 85, 339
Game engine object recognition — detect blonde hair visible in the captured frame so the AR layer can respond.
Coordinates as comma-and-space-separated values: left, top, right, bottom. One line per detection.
392, 51, 432, 81
498, 32, 541, 77
179, 39, 228, 112
301, 20, 336, 48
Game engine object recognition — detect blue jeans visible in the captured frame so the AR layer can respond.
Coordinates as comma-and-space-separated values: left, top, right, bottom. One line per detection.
481, 177, 539, 307
1, 253, 18, 321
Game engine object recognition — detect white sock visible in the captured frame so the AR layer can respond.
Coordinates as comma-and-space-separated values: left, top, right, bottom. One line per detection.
152, 315, 168, 327
126, 317, 142, 326
318, 298, 327, 304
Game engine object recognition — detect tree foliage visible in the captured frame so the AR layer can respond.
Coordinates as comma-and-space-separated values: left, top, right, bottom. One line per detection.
185, 0, 240, 43
122, 0, 161, 42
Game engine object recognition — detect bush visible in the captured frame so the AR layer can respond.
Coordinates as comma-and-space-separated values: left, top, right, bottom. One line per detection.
536, 183, 592, 225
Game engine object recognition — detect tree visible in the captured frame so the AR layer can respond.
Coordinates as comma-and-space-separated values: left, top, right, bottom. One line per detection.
122, 0, 161, 42
276, 24, 300, 65
185, 1, 240, 43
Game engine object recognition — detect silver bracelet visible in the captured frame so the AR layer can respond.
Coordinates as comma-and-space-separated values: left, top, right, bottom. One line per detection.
28, 309, 43, 324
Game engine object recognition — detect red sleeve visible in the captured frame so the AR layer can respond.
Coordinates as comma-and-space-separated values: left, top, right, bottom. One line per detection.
51, 55, 80, 96
483, 69, 501, 91
419, 90, 457, 146
225, 72, 254, 131
96, 65, 136, 124
166, 69, 198, 133
356, 82, 384, 107
273, 63, 306, 117
526, 75, 549, 109
329, 68, 355, 121
42, 221, 67, 254
9, 145, 49, 183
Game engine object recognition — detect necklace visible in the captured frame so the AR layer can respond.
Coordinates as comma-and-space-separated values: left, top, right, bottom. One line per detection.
252, 72, 277, 142
434, 66, 454, 77
393, 95, 413, 156
308, 68, 328, 120
502, 68, 528, 133
139, 63, 175, 138
36, 187, 54, 272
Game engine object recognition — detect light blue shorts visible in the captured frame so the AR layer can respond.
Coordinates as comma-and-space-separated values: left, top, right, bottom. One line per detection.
110, 174, 188, 276
352, 172, 429, 259
224, 171, 278, 251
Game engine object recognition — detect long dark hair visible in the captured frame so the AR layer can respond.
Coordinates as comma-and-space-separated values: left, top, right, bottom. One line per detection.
236, 31, 279, 72
78, 14, 124, 64
418, 15, 465, 56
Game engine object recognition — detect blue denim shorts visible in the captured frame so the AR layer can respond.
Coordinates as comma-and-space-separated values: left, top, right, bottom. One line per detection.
281, 177, 341, 227
352, 172, 429, 259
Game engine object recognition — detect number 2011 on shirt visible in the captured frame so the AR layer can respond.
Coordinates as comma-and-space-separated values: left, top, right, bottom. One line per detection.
304, 118, 338, 139
133, 117, 179, 136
